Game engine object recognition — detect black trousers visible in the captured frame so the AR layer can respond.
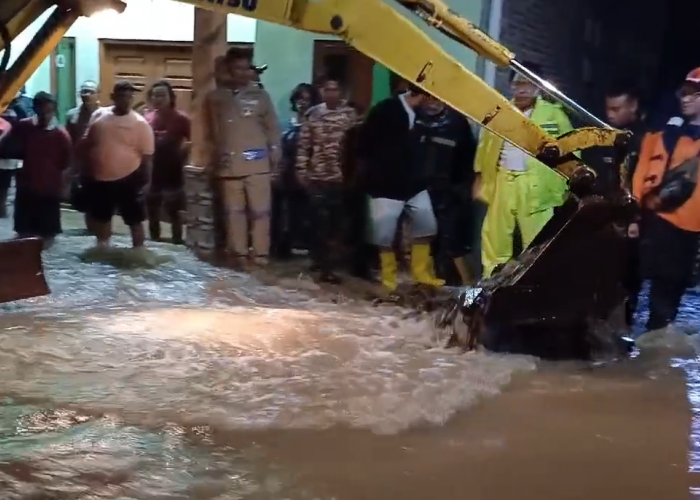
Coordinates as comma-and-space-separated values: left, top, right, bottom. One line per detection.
343, 186, 374, 278
0, 168, 14, 191
429, 188, 472, 286
624, 236, 642, 327
640, 213, 699, 331
14, 188, 62, 238
0, 169, 15, 216
308, 183, 344, 273
270, 185, 308, 259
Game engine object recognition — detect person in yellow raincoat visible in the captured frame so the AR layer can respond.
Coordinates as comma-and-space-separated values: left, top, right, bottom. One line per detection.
474, 63, 573, 277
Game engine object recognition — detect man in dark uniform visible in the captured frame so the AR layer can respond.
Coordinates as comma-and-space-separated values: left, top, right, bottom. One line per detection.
65, 81, 100, 206
10, 86, 35, 120
341, 115, 374, 279
415, 96, 477, 285
582, 79, 647, 327
583, 80, 646, 195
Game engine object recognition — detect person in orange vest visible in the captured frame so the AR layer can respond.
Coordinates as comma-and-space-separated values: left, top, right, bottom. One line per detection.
632, 68, 700, 331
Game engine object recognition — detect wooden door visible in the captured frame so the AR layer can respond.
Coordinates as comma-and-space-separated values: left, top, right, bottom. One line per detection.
100, 41, 252, 114
99, 41, 193, 113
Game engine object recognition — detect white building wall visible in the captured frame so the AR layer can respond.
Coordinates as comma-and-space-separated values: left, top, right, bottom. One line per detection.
12, 0, 256, 96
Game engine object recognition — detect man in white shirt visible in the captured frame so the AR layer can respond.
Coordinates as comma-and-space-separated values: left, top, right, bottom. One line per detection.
82, 81, 155, 248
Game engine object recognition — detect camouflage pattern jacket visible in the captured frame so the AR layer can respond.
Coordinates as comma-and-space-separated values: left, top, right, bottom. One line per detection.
296, 102, 357, 184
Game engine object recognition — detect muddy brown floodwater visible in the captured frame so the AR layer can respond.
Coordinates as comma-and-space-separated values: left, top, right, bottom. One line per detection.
0, 227, 698, 499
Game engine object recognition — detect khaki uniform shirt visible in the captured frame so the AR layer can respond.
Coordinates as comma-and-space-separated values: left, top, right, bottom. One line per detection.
205, 84, 281, 178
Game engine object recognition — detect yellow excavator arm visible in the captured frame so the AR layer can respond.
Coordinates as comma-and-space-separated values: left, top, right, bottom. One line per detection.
0, 0, 625, 178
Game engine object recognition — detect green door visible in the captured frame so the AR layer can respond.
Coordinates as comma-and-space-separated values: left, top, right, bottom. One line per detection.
371, 63, 391, 105
53, 38, 76, 123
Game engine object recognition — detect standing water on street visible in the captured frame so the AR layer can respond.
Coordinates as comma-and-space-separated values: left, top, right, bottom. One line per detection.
0, 226, 697, 498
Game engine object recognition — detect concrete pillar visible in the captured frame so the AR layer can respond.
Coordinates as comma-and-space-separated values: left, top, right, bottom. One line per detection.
184, 8, 227, 258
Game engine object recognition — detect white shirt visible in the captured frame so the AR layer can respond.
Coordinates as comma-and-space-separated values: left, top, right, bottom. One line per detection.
399, 92, 416, 129
0, 159, 21, 170
499, 108, 533, 171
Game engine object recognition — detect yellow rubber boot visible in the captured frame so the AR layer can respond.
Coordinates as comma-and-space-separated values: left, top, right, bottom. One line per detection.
411, 243, 445, 287
379, 251, 398, 292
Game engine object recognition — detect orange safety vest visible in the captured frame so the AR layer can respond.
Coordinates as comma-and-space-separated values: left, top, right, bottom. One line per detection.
633, 128, 700, 232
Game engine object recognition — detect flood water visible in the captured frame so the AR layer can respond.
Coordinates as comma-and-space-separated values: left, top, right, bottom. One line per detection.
0, 223, 698, 499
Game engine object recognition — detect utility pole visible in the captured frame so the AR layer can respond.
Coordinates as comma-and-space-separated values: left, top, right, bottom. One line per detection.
184, 7, 227, 259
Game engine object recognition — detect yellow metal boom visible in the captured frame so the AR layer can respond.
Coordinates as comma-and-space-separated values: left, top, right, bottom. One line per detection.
174, 0, 626, 177
0, 0, 625, 177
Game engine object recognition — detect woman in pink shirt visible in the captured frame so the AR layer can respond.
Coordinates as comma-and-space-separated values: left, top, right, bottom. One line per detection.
144, 80, 191, 244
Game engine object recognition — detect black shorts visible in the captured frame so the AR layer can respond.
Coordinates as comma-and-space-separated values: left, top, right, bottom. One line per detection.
14, 188, 62, 238
84, 169, 147, 227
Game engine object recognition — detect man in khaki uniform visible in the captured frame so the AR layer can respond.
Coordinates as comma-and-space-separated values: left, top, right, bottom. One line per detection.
205, 48, 281, 266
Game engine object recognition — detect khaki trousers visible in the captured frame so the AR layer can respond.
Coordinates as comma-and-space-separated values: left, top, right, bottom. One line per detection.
220, 173, 271, 257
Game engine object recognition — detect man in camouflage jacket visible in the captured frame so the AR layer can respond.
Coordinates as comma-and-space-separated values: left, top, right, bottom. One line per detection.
296, 78, 357, 283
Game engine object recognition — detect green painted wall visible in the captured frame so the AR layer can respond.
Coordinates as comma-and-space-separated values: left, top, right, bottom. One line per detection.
254, 24, 315, 124
371, 64, 392, 105
256, 0, 486, 123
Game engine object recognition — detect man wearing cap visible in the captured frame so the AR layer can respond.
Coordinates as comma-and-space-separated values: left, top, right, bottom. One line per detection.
66, 81, 100, 145
65, 81, 100, 208
204, 47, 281, 267
81, 80, 155, 250
474, 62, 573, 278
12, 92, 72, 246
10, 86, 35, 120
632, 68, 700, 331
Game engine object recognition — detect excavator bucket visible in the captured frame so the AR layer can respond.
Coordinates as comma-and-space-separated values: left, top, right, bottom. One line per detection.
0, 238, 49, 304
436, 188, 638, 360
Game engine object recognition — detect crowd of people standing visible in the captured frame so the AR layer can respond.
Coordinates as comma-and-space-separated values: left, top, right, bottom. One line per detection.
1, 48, 700, 334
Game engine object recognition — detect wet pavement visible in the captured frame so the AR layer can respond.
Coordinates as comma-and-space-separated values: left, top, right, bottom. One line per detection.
0, 209, 698, 499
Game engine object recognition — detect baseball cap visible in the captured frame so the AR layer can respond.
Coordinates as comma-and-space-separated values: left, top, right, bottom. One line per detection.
112, 80, 139, 93
79, 81, 98, 95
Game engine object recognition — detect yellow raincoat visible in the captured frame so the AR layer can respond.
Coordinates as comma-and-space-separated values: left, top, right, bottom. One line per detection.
475, 97, 573, 277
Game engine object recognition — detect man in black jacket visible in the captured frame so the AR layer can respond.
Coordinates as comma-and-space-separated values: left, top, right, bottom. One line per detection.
582, 79, 647, 327
415, 96, 477, 285
583, 80, 646, 195
358, 84, 444, 292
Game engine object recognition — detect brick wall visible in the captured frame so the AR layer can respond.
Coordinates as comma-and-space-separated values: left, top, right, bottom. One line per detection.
494, 0, 669, 116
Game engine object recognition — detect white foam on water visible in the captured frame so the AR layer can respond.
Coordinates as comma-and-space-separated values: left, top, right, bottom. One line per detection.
636, 326, 700, 358
0, 304, 536, 435
0, 230, 537, 435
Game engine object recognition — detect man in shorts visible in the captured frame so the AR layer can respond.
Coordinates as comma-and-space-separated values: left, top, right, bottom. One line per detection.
82, 81, 155, 249
359, 85, 444, 292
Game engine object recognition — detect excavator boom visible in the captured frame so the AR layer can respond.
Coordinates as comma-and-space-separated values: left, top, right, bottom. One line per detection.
0, 0, 625, 171
177, 0, 626, 178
